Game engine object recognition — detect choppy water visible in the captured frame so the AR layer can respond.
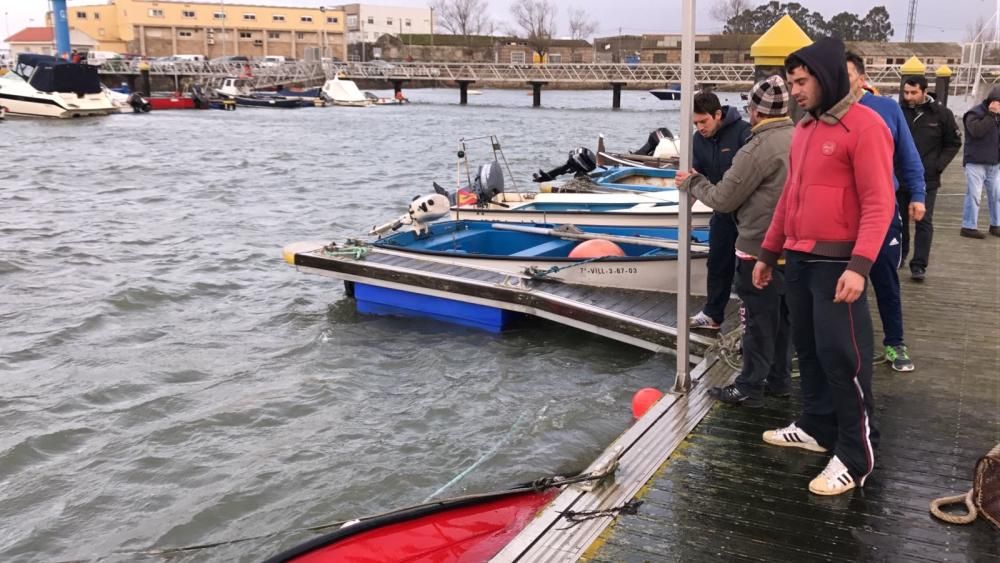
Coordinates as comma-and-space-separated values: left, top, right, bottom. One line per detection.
0, 88, 742, 562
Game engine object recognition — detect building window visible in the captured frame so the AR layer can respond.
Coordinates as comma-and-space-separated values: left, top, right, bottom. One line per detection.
709, 53, 723, 63
367, 16, 374, 24
182, 10, 195, 18
149, 8, 164, 17
240, 31, 253, 39
94, 12, 100, 20
572, 52, 584, 63
405, 18, 411, 27
297, 32, 306, 40
694, 53, 700, 63
268, 31, 281, 39
301, 16, 313, 23
885, 57, 893, 64
511, 51, 525, 64
895, 57, 905, 64
327, 16, 338, 24
76, 11, 87, 19
926, 58, 935, 64
866, 57, 874, 65
273, 14, 285, 22
243, 13, 256, 21
548, 53, 561, 63
179, 30, 193, 38
214, 12, 226, 20
947, 58, 956, 64
653, 52, 667, 63
347, 15, 358, 27
387, 17, 393, 26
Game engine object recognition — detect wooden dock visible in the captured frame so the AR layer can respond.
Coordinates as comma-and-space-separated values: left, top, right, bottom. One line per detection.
536, 162, 999, 561
288, 245, 737, 359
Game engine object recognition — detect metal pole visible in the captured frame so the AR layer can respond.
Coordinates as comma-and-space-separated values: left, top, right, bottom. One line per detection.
672, 0, 695, 394
220, 0, 226, 57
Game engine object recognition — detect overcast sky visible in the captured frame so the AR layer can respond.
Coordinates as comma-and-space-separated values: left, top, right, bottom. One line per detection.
3, 0, 999, 49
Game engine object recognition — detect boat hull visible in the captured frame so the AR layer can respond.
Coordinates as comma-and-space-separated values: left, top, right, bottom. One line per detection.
233, 96, 303, 108
263, 488, 558, 563
450, 191, 714, 228
0, 93, 115, 118
148, 96, 197, 110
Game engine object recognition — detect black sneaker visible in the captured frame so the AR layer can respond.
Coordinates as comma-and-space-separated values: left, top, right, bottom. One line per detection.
764, 383, 791, 398
709, 384, 763, 407
960, 228, 986, 239
910, 267, 926, 282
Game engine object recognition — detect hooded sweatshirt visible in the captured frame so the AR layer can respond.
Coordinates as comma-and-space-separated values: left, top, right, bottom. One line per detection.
962, 85, 1000, 166
692, 106, 753, 184
758, 38, 895, 277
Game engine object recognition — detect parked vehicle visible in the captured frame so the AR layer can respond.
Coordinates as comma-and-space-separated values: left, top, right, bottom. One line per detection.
258, 55, 286, 67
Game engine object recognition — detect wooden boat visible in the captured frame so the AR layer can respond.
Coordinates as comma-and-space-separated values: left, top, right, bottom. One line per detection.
370, 220, 710, 295
262, 487, 559, 563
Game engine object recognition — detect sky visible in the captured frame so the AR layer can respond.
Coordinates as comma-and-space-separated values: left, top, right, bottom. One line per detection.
3, 0, 999, 50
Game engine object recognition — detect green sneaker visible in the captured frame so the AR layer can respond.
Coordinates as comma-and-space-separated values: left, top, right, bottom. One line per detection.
885, 345, 915, 372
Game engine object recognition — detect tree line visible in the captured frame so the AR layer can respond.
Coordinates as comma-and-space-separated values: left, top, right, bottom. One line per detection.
713, 1, 894, 42
430, 0, 590, 57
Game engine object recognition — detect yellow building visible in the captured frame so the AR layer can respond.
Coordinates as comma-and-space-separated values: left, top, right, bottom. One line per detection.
49, 0, 346, 60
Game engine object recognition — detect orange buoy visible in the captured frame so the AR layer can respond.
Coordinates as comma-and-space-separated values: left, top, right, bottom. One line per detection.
631, 387, 664, 419
568, 239, 625, 259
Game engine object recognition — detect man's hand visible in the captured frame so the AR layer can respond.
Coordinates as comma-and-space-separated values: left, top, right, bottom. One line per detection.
910, 201, 926, 222
834, 270, 866, 303
989, 100, 1000, 114
674, 170, 693, 185
752, 261, 773, 289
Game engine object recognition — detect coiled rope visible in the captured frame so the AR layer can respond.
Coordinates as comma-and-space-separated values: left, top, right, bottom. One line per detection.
930, 443, 1000, 525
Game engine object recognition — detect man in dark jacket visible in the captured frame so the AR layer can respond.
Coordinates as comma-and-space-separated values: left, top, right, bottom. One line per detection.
689, 91, 752, 330
676, 76, 795, 408
960, 86, 1000, 238
900, 75, 963, 278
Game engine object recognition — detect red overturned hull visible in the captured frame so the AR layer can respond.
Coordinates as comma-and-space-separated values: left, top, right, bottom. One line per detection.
264, 489, 557, 563
148, 96, 197, 110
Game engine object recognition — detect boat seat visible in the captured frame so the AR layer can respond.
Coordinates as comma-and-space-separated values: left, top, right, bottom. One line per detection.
509, 239, 576, 257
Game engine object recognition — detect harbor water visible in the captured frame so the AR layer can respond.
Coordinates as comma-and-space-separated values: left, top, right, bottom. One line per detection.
0, 88, 738, 562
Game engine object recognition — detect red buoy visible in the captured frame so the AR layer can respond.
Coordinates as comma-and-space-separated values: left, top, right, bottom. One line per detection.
631, 387, 664, 419
568, 239, 625, 259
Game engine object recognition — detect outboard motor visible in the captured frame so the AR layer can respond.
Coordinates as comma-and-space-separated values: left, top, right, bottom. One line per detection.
472, 160, 504, 204
633, 127, 675, 156
369, 193, 450, 237
532, 147, 597, 182
190, 84, 211, 109
128, 92, 152, 113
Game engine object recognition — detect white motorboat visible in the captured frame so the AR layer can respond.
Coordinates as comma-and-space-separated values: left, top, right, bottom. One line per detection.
320, 76, 372, 107
0, 54, 116, 118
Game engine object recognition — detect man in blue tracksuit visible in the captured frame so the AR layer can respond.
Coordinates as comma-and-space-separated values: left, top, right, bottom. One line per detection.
689, 91, 753, 331
846, 53, 926, 372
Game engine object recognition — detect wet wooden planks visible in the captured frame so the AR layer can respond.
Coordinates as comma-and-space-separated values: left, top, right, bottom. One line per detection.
588, 164, 999, 561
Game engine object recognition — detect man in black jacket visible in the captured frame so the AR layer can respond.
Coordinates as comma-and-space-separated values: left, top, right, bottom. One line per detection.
900, 76, 963, 280
689, 91, 753, 330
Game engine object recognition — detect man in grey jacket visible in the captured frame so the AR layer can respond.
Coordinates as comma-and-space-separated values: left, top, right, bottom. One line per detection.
675, 75, 795, 407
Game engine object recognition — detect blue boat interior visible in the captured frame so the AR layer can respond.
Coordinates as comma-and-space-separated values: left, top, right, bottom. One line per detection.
375, 221, 710, 260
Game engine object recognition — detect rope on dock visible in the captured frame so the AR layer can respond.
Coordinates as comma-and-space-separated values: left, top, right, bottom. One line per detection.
929, 443, 1000, 525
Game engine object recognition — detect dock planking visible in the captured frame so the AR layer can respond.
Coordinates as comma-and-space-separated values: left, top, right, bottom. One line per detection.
587, 162, 999, 561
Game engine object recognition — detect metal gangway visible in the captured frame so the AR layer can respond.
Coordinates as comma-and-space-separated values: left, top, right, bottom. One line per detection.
100, 59, 994, 92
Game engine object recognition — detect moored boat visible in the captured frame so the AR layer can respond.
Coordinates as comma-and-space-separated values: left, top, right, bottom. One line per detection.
367, 219, 710, 294
320, 76, 371, 107
216, 77, 304, 108
0, 54, 116, 118
262, 487, 559, 563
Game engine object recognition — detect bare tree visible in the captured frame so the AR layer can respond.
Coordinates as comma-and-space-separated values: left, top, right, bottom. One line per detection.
966, 14, 996, 44
568, 8, 597, 41
710, 0, 752, 27
510, 0, 557, 58
431, 0, 494, 37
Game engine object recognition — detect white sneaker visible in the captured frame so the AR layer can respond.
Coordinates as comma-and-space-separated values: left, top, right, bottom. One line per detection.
809, 455, 856, 496
689, 311, 721, 330
762, 422, 827, 453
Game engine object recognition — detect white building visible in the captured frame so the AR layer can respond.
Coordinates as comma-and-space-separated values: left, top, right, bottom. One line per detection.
3, 27, 98, 60
341, 3, 432, 61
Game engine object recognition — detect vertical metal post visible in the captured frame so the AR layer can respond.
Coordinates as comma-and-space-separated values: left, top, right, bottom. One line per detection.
672, 0, 696, 394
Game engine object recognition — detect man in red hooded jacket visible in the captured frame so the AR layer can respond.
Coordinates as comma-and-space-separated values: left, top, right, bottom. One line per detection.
752, 38, 895, 496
